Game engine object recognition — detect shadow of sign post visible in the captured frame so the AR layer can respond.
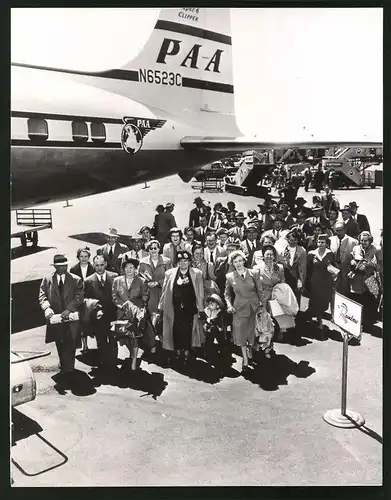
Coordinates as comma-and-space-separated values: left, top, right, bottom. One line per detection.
323, 292, 365, 428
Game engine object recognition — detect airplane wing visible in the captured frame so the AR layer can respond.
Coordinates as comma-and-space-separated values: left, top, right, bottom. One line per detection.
180, 137, 383, 151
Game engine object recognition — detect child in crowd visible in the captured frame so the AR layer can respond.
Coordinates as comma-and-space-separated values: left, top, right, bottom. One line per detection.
254, 305, 275, 358
203, 294, 226, 369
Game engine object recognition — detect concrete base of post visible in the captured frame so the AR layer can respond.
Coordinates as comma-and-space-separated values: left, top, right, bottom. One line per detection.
323, 408, 365, 428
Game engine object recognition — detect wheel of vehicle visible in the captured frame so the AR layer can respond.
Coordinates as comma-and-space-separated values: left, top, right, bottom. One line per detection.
370, 184, 376, 189
31, 231, 38, 248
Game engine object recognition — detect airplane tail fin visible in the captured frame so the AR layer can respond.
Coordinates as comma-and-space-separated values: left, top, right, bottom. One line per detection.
122, 8, 240, 134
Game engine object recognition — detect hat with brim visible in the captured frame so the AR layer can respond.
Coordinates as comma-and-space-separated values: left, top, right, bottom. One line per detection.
194, 197, 204, 204
205, 294, 224, 310
274, 214, 284, 222
52, 253, 70, 266
310, 205, 322, 211
131, 235, 143, 241
216, 227, 229, 236
245, 224, 260, 234
121, 255, 139, 269
341, 205, 353, 213
104, 227, 120, 238
349, 202, 359, 209
165, 202, 175, 209
235, 212, 246, 219
295, 197, 307, 205
139, 226, 151, 234
296, 210, 308, 218
226, 237, 241, 248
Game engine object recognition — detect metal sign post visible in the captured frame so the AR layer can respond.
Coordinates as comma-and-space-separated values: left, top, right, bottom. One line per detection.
323, 293, 365, 428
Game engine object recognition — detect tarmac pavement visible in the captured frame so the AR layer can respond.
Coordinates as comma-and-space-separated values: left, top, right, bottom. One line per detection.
10, 177, 383, 486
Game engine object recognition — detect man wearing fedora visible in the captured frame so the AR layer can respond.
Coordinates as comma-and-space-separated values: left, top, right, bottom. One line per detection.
189, 197, 207, 227
38, 254, 84, 377
208, 202, 224, 230
340, 205, 360, 239
228, 212, 247, 241
305, 205, 331, 235
97, 228, 129, 274
257, 204, 274, 232
279, 203, 296, 230
349, 201, 370, 233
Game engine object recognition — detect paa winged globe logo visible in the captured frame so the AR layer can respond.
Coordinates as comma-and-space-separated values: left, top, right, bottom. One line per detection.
121, 117, 167, 155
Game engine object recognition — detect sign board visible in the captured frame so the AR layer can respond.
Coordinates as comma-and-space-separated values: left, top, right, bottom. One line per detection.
333, 292, 362, 338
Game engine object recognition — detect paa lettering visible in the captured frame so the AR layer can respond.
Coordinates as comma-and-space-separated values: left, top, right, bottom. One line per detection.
137, 119, 151, 128
156, 38, 223, 73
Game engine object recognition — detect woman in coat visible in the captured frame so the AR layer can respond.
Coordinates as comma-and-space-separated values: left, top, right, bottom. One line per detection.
305, 234, 337, 331
162, 228, 186, 267
70, 246, 95, 354
279, 228, 307, 301
225, 250, 265, 371
112, 256, 154, 371
158, 250, 205, 363
349, 231, 379, 331
139, 239, 172, 341
191, 244, 220, 302
253, 244, 287, 341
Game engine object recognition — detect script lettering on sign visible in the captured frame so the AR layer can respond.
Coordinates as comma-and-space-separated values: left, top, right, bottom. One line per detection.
333, 292, 362, 338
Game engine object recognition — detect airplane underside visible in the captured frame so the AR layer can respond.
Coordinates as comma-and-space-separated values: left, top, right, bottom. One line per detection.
10, 146, 231, 208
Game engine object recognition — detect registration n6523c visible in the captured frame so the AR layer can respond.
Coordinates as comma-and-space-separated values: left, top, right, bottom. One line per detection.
139, 69, 182, 86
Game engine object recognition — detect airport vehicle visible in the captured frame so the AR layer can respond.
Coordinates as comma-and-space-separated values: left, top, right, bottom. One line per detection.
322, 152, 378, 189
11, 350, 50, 407
11, 8, 382, 209
193, 161, 226, 181
11, 208, 52, 249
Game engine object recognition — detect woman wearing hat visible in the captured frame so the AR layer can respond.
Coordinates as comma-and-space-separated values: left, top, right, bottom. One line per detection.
163, 228, 186, 267
158, 250, 205, 363
349, 231, 379, 332
70, 247, 95, 354
279, 228, 307, 301
139, 240, 172, 335
225, 250, 265, 371
304, 234, 337, 332
112, 256, 154, 371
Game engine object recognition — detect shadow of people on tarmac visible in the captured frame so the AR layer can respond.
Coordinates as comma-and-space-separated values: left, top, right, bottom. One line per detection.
52, 370, 97, 396
242, 353, 316, 391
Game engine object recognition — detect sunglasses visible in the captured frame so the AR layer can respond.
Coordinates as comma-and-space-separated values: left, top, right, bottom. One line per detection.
149, 246, 159, 250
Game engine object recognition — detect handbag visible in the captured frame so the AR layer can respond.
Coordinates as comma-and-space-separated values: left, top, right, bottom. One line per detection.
364, 273, 380, 299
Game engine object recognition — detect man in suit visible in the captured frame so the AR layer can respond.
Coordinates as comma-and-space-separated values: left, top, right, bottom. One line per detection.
189, 197, 207, 227
228, 212, 247, 241
204, 232, 227, 264
262, 215, 289, 242
305, 205, 331, 235
257, 204, 274, 232
330, 222, 358, 296
122, 235, 149, 261
208, 202, 223, 230
349, 201, 370, 233
290, 210, 314, 241
84, 254, 119, 372
216, 227, 229, 252
279, 203, 296, 229
240, 224, 262, 267
341, 205, 360, 239
38, 253, 84, 379
321, 185, 340, 215
97, 228, 129, 274
194, 214, 210, 246
292, 197, 312, 218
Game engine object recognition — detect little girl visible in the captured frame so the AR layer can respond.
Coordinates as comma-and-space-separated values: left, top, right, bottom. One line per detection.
254, 305, 275, 358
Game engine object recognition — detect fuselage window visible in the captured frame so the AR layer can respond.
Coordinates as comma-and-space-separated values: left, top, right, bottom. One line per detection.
72, 121, 88, 144
27, 118, 48, 144
90, 122, 106, 143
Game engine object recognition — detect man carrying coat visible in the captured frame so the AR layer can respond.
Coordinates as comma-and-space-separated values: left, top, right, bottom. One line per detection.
84, 254, 119, 372
38, 253, 84, 378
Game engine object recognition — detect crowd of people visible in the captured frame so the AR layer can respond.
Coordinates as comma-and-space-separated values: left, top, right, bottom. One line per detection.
38, 184, 382, 384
